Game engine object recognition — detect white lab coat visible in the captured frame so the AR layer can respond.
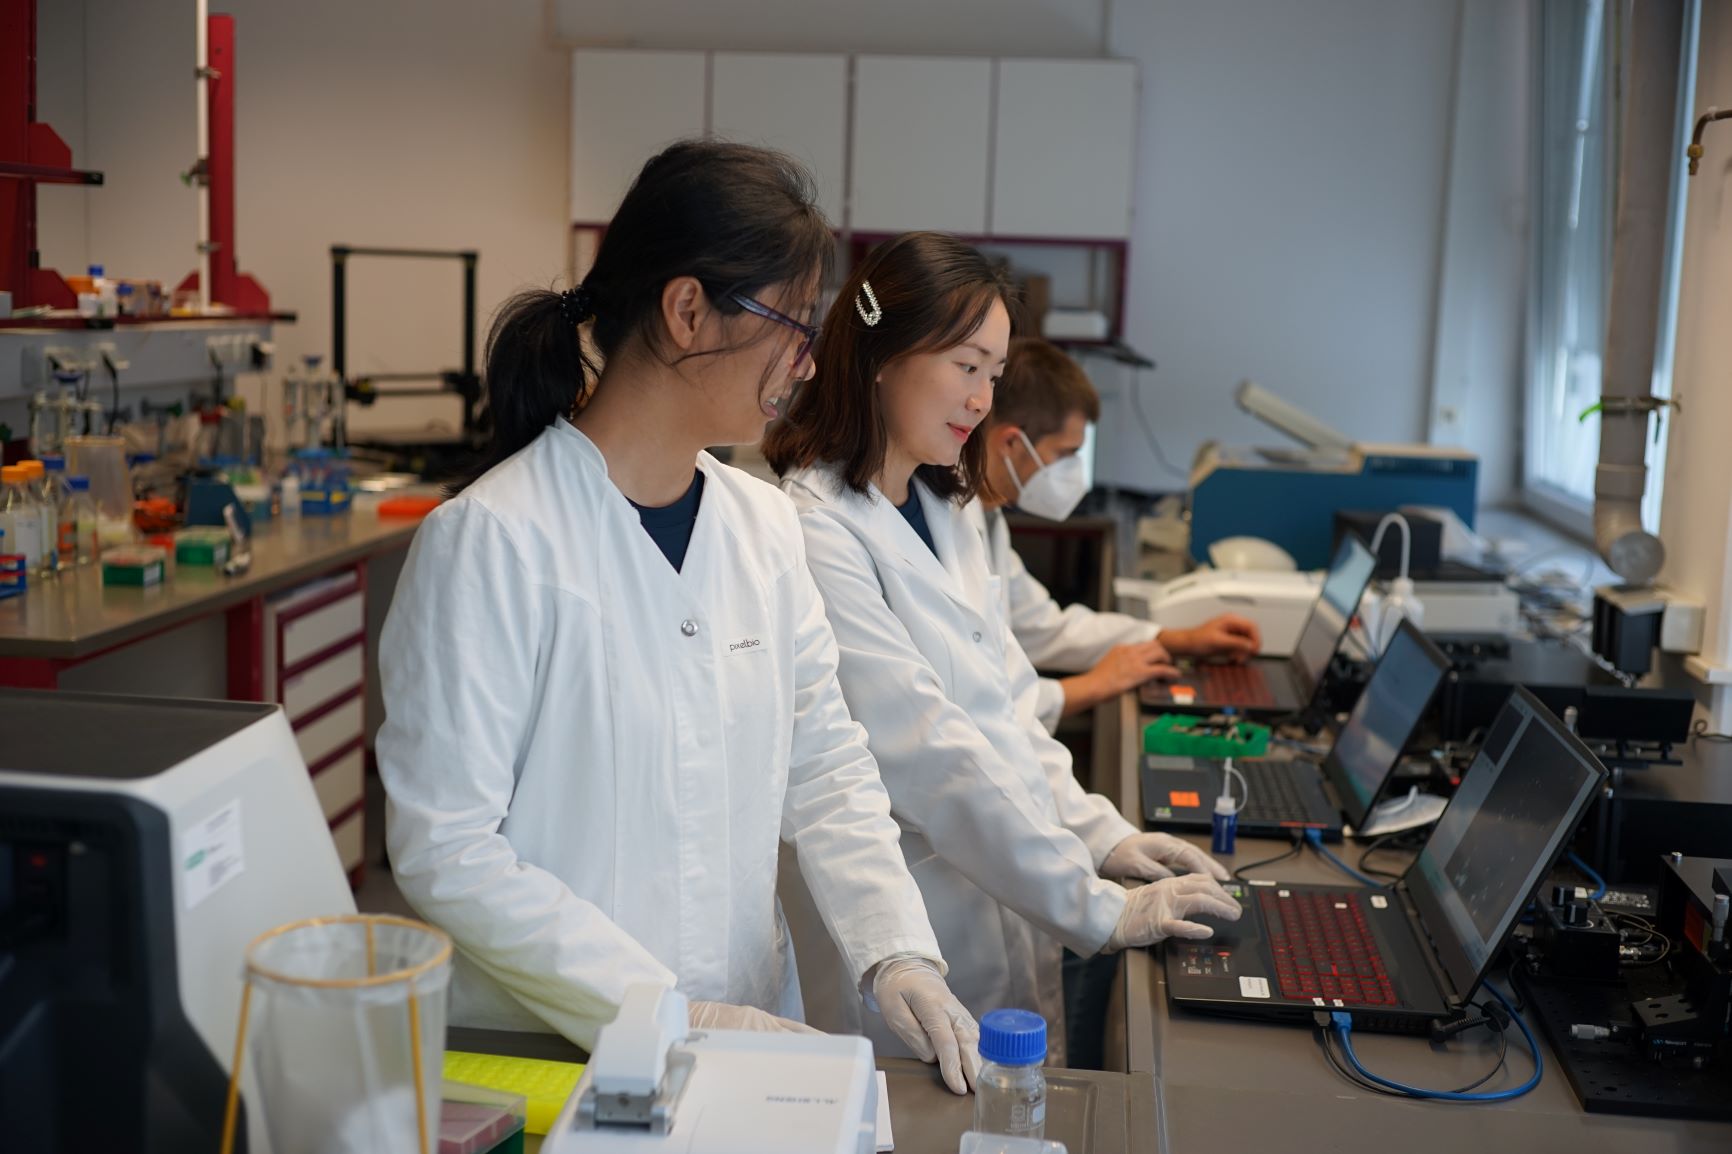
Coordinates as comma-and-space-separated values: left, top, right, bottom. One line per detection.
378, 421, 942, 1049
968, 502, 1161, 734
780, 464, 1136, 1064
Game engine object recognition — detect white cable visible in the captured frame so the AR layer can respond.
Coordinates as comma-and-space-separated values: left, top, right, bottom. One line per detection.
1219, 757, 1248, 816
1368, 512, 1413, 579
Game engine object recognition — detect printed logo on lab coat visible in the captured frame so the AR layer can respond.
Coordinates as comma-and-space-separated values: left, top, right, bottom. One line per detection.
727, 635, 764, 654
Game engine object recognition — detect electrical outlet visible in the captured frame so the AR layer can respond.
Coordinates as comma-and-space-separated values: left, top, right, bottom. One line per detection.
205, 334, 245, 366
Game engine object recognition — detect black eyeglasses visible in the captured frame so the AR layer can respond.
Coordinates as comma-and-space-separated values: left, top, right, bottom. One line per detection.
731, 293, 820, 366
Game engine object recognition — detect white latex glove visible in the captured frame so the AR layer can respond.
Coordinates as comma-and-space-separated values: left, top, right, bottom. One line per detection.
1100, 831, 1232, 883
688, 1000, 823, 1035
870, 957, 981, 1095
1104, 874, 1243, 952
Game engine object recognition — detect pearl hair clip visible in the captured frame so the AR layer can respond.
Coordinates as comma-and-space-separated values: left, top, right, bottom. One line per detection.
855, 280, 882, 327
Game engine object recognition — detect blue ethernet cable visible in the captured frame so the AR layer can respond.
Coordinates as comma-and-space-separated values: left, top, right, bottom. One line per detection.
1330, 982, 1541, 1102
1565, 851, 1607, 901
1304, 828, 1382, 886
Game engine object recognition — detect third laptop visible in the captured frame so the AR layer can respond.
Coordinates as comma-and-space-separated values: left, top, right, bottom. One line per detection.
1140, 535, 1378, 717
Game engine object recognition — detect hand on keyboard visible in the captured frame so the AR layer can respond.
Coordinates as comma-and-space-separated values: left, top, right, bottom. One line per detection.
1101, 831, 1232, 883
1161, 614, 1262, 661
1084, 640, 1181, 698
1104, 874, 1243, 952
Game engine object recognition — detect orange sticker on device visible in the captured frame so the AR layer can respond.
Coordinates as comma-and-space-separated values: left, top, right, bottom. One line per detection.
1170, 791, 1202, 808
1169, 686, 1196, 704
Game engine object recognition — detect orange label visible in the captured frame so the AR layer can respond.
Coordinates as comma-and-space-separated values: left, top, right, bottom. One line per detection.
1170, 791, 1202, 808
1170, 685, 1196, 704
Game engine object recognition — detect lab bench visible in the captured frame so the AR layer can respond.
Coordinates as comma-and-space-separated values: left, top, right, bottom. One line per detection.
0, 509, 425, 883
1102, 692, 1731, 1154
448, 1027, 1155, 1154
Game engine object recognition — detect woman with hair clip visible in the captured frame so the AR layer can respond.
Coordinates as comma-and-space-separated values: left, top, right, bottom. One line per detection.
764, 232, 1241, 1064
377, 143, 980, 1094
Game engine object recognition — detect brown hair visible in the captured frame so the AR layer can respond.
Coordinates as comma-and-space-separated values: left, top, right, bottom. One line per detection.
763, 232, 1015, 502
987, 338, 1101, 442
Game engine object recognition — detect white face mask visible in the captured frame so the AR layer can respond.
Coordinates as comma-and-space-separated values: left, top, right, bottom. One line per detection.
1005, 429, 1088, 521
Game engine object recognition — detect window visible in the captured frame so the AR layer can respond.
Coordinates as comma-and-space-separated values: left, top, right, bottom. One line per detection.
1525, 0, 1698, 536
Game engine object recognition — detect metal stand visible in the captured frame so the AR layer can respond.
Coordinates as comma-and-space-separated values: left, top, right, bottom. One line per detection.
328, 245, 484, 472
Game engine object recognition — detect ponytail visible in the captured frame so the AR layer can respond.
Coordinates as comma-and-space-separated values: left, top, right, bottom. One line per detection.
449, 288, 596, 494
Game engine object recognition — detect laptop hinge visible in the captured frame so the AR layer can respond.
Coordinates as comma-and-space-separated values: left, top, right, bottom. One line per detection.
1393, 881, 1468, 1012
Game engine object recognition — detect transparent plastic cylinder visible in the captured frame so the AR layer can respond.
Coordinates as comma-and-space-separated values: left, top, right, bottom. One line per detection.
222, 915, 452, 1154
63, 436, 135, 547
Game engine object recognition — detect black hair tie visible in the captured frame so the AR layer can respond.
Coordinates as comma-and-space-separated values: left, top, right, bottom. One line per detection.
560, 284, 595, 326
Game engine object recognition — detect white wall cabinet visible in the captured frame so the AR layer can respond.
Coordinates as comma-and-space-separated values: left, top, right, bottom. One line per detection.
568, 49, 1138, 240
991, 59, 1137, 239
570, 50, 708, 223
710, 53, 849, 224
849, 55, 995, 234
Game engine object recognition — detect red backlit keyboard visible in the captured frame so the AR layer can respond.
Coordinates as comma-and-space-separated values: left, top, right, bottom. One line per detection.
1198, 663, 1278, 708
1260, 888, 1399, 1006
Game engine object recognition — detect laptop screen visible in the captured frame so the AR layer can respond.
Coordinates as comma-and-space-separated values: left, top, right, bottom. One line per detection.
1321, 620, 1450, 829
1290, 536, 1378, 700
1406, 687, 1606, 1001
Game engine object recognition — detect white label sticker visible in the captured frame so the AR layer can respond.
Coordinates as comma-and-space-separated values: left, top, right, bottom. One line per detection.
1249, 879, 1277, 887
1239, 976, 1271, 999
1334, 902, 1348, 909
1370, 895, 1389, 910
182, 799, 245, 910
1312, 997, 1327, 1007
1277, 889, 1291, 898
1332, 998, 1345, 1008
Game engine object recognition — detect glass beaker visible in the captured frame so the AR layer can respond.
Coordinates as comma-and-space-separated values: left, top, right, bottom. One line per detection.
63, 435, 134, 545
220, 914, 453, 1154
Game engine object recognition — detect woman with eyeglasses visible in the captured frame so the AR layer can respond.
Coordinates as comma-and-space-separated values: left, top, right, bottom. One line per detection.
378, 142, 981, 1093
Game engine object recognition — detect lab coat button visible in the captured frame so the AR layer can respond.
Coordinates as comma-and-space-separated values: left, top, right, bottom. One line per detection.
681, 619, 699, 637
972, 631, 983, 642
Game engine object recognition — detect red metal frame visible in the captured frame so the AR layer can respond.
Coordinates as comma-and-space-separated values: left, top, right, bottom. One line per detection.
225, 595, 266, 700
175, 14, 271, 313
0, 0, 95, 309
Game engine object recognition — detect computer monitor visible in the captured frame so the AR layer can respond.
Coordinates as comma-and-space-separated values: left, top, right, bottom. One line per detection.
1406, 687, 1607, 1000
1322, 620, 1451, 829
1291, 536, 1378, 701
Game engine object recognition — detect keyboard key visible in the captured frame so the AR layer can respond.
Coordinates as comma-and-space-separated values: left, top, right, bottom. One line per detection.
1257, 889, 1399, 1006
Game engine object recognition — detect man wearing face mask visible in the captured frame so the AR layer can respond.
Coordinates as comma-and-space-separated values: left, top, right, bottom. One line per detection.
971, 338, 1263, 734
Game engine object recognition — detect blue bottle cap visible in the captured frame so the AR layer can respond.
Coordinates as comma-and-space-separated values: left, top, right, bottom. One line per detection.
978, 1009, 1046, 1066
88, 264, 104, 277
68, 476, 90, 492
40, 454, 65, 471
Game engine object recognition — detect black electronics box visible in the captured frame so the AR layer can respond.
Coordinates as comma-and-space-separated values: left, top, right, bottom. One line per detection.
1433, 635, 1694, 745
1334, 509, 1443, 579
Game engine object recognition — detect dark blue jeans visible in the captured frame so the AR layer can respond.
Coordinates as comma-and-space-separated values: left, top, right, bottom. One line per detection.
1061, 947, 1118, 1069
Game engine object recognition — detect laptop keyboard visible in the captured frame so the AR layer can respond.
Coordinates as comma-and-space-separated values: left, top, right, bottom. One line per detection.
1238, 760, 1321, 825
1260, 888, 1399, 1006
1198, 663, 1278, 708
